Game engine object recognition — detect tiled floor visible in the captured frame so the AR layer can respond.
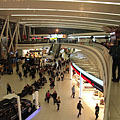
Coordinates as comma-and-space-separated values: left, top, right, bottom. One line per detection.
0, 65, 102, 120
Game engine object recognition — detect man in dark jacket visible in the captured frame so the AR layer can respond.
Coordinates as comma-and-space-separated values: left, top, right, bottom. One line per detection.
7, 83, 12, 94
18, 72, 22, 80
109, 45, 120, 82
77, 100, 84, 118
95, 103, 99, 120
52, 91, 57, 105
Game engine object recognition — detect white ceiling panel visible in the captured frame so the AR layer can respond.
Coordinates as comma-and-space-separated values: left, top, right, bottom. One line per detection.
0, 0, 120, 31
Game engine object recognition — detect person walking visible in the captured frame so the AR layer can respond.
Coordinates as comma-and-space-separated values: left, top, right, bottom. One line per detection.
7, 83, 12, 94
52, 91, 57, 105
61, 72, 64, 81
56, 96, 61, 111
95, 103, 99, 120
50, 79, 55, 89
77, 100, 84, 118
71, 85, 75, 98
45, 90, 51, 103
18, 71, 22, 80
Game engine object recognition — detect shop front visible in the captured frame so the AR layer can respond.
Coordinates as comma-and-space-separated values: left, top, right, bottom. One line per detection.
70, 62, 104, 120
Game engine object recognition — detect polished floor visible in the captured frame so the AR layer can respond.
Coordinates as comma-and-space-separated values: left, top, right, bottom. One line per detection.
0, 65, 102, 120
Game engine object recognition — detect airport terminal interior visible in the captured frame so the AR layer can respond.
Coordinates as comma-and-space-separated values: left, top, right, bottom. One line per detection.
0, 0, 120, 120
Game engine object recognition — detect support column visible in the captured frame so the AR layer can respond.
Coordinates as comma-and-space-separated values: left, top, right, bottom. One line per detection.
8, 23, 18, 52
35, 91, 39, 109
78, 37, 80, 42
6, 16, 9, 43
32, 91, 39, 109
0, 16, 8, 43
17, 96, 22, 120
8, 23, 14, 52
18, 24, 21, 42
70, 64, 73, 80
22, 24, 26, 41
33, 28, 35, 34
79, 72, 83, 99
15, 23, 19, 51
28, 26, 31, 41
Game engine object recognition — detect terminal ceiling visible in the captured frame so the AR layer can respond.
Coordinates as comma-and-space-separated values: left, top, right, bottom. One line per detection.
0, 0, 120, 33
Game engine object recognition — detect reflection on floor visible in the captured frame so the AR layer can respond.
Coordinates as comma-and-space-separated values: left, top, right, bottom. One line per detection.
0, 66, 102, 120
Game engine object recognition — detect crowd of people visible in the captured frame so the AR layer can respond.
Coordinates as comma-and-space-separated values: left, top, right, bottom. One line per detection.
6, 54, 70, 111
4, 51, 100, 119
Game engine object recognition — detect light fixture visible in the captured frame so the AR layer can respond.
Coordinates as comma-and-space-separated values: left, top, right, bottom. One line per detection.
56, 29, 59, 33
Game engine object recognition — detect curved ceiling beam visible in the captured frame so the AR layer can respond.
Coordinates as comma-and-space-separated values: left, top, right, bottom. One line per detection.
20, 20, 118, 27
36, 0, 120, 6
29, 24, 103, 31
11, 14, 119, 26
2, 8, 120, 17
21, 18, 120, 23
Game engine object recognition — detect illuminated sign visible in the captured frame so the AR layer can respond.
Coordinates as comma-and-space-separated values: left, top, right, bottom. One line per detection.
71, 63, 103, 92
49, 34, 67, 38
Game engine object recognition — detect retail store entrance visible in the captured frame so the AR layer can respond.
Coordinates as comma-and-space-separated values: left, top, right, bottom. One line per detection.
70, 63, 104, 120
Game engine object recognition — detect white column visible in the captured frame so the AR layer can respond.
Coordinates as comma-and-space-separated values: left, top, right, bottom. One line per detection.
17, 96, 22, 120
35, 91, 39, 109
70, 64, 73, 80
78, 37, 80, 42
79, 72, 83, 99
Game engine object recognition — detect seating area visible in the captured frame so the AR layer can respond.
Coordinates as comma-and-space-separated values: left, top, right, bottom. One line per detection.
17, 76, 47, 98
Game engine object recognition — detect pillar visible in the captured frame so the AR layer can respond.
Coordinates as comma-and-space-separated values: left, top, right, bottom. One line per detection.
17, 96, 22, 120
79, 72, 83, 99
70, 64, 73, 80
78, 37, 80, 42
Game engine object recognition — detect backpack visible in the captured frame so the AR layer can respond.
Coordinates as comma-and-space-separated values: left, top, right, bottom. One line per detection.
77, 103, 79, 109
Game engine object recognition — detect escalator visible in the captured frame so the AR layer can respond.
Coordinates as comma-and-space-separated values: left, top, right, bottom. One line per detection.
48, 44, 53, 55
55, 44, 61, 58
49, 44, 61, 58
